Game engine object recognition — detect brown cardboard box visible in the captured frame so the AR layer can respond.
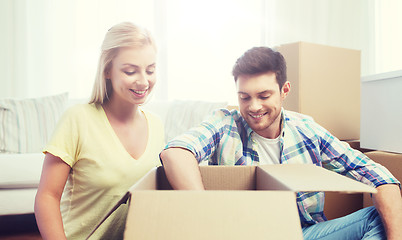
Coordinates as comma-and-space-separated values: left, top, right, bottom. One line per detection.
276, 42, 361, 141
363, 151, 402, 207
89, 164, 376, 240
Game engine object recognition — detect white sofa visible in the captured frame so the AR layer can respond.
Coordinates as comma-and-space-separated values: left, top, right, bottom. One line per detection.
0, 93, 226, 216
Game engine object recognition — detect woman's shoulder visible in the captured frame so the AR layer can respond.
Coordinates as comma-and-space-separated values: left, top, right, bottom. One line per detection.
59, 103, 102, 123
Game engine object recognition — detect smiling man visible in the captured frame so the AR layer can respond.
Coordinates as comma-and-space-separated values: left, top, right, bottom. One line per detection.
160, 47, 402, 239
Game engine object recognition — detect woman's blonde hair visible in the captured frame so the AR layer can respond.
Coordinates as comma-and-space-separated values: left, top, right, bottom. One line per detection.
89, 22, 156, 104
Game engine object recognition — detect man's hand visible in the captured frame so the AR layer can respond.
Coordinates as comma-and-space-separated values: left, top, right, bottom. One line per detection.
160, 148, 205, 190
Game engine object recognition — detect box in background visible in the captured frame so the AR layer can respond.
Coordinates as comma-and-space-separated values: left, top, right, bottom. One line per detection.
88, 164, 376, 240
276, 42, 361, 141
361, 70, 402, 154
363, 151, 402, 207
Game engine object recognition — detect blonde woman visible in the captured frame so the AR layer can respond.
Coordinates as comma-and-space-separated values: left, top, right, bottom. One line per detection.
34, 22, 165, 239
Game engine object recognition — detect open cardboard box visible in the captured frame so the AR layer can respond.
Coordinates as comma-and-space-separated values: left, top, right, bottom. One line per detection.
88, 164, 376, 240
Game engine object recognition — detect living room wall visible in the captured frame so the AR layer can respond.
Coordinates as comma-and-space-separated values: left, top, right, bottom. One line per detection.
1, 0, 401, 103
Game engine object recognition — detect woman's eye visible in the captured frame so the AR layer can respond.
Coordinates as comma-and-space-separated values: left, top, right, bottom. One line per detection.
146, 67, 155, 75
125, 71, 136, 76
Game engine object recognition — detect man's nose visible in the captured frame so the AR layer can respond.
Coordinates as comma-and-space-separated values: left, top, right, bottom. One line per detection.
249, 99, 262, 112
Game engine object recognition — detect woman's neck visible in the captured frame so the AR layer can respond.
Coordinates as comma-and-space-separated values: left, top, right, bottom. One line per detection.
102, 98, 141, 123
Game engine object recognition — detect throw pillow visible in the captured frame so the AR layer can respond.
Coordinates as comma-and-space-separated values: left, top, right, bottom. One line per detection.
0, 92, 68, 153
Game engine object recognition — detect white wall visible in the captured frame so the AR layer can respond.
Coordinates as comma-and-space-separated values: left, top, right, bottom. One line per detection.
1, 0, 401, 101
374, 1, 402, 74
0, 0, 156, 99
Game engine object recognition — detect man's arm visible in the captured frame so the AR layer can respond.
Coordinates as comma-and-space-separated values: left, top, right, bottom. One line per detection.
373, 184, 402, 240
160, 147, 205, 190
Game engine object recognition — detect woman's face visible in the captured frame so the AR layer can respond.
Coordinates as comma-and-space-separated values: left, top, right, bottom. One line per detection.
107, 45, 156, 106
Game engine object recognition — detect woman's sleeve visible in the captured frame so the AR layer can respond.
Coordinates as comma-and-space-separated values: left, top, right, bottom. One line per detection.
43, 106, 84, 167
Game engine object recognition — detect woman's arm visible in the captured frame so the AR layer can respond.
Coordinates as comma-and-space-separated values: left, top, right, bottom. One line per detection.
34, 153, 71, 240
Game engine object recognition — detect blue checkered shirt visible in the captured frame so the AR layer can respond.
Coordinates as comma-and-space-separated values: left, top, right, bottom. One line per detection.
165, 108, 399, 226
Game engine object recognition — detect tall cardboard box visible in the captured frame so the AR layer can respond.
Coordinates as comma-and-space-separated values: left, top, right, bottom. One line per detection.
88, 164, 376, 240
276, 42, 361, 140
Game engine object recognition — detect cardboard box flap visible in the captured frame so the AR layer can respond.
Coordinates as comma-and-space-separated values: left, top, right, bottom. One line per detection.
88, 167, 163, 239
86, 191, 131, 240
199, 166, 256, 190
124, 190, 303, 240
128, 167, 159, 191
257, 164, 377, 193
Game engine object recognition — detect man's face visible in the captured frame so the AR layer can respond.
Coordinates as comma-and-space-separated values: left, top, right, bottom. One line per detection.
236, 72, 290, 139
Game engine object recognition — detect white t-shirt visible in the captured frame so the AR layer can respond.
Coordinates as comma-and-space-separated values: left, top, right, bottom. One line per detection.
252, 132, 281, 165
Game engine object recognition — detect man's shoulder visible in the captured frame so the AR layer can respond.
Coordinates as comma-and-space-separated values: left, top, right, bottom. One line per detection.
203, 108, 247, 134
283, 109, 331, 138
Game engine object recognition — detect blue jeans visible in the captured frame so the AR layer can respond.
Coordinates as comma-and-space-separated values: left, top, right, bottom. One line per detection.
302, 207, 386, 240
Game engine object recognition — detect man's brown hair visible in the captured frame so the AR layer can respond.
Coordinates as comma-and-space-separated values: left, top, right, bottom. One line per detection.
232, 47, 287, 89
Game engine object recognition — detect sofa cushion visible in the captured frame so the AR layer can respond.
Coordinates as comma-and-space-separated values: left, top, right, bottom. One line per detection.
0, 93, 68, 153
0, 153, 44, 189
164, 100, 227, 142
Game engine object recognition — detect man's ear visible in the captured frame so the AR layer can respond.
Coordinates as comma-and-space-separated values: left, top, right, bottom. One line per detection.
281, 81, 291, 99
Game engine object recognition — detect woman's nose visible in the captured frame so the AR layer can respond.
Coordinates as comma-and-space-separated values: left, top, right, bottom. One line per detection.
135, 72, 148, 86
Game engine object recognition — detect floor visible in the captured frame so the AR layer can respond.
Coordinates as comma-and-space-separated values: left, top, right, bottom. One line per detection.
0, 214, 42, 240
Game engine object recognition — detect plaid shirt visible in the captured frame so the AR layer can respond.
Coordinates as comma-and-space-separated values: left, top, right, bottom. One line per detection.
165, 108, 399, 226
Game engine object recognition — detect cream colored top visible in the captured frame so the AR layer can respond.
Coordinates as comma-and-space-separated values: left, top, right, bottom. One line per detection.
44, 103, 165, 239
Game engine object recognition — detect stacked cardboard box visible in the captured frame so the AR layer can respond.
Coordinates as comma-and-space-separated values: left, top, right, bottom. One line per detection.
276, 42, 361, 141
363, 151, 402, 207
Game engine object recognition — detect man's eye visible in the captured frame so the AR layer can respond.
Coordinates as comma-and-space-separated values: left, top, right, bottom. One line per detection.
260, 96, 270, 100
239, 96, 250, 101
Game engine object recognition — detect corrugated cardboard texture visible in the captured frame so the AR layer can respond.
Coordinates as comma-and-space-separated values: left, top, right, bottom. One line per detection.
324, 192, 363, 220
276, 42, 300, 112
365, 151, 402, 182
124, 191, 302, 240
257, 164, 376, 193
200, 166, 256, 190
153, 166, 257, 190
115, 165, 377, 240
277, 42, 360, 140
129, 167, 158, 191
363, 151, 402, 207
